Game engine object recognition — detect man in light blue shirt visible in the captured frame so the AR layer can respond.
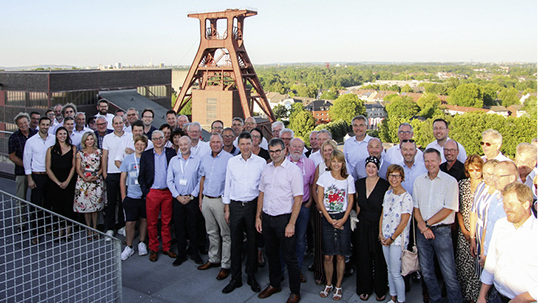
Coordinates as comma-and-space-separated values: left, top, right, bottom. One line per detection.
167, 136, 202, 266
197, 134, 234, 280
399, 140, 427, 196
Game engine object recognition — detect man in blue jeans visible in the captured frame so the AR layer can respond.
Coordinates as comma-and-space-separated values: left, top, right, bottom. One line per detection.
412, 148, 462, 303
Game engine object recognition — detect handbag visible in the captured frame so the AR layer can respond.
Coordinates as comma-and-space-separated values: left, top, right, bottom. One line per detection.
400, 214, 420, 276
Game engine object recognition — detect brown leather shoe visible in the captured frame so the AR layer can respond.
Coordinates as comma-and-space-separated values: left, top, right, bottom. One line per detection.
258, 285, 282, 299
286, 293, 301, 303
163, 250, 177, 258
216, 268, 230, 280
198, 261, 221, 270
149, 250, 158, 262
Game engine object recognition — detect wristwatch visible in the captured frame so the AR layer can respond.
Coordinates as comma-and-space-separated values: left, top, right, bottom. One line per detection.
189, 195, 194, 201
425, 220, 431, 229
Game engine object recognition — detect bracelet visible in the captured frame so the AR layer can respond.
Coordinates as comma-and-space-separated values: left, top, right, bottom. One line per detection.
390, 236, 394, 241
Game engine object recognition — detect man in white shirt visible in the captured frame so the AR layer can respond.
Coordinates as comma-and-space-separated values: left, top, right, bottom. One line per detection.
343, 115, 372, 180
413, 148, 462, 303
222, 132, 266, 294
515, 143, 537, 201
177, 114, 190, 132
62, 117, 82, 149
271, 121, 284, 139
385, 123, 423, 165
95, 99, 115, 130
114, 120, 153, 168
425, 118, 467, 163
477, 182, 537, 303
23, 117, 55, 244
73, 112, 92, 136
102, 115, 130, 238
188, 122, 211, 158
481, 129, 511, 162
124, 108, 139, 133
309, 129, 332, 167
49, 103, 77, 135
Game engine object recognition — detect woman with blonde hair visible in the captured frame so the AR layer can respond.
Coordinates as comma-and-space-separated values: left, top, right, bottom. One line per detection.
74, 131, 105, 239
317, 150, 355, 301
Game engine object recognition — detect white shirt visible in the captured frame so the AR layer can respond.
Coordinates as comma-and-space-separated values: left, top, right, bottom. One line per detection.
481, 216, 538, 300
23, 133, 55, 174
191, 140, 211, 158
426, 137, 467, 163
309, 150, 323, 168
95, 113, 115, 130
525, 167, 537, 199
70, 132, 82, 149
412, 170, 459, 225
102, 131, 129, 174
343, 134, 372, 180
73, 127, 93, 136
48, 121, 63, 136
316, 172, 356, 214
222, 153, 266, 204
114, 135, 154, 163
481, 152, 511, 162
385, 145, 424, 166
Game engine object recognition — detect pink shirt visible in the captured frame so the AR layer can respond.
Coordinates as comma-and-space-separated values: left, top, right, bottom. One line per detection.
259, 158, 304, 216
287, 155, 316, 202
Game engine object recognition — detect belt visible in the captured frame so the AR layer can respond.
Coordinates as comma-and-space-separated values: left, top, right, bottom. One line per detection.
430, 223, 451, 229
231, 200, 251, 206
152, 188, 169, 191
32, 172, 47, 175
205, 195, 222, 199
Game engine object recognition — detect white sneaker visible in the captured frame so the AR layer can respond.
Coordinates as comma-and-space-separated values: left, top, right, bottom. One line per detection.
105, 230, 114, 241
117, 227, 126, 237
138, 242, 148, 256
121, 246, 134, 261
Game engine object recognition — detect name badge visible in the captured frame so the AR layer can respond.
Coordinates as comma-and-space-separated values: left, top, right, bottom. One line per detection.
179, 179, 187, 186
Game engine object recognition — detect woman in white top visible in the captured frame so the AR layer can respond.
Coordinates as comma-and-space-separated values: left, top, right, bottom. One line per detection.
317, 149, 355, 301
379, 164, 413, 303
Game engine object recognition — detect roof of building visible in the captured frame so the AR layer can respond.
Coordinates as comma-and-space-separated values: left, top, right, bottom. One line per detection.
441, 104, 489, 113
305, 100, 333, 111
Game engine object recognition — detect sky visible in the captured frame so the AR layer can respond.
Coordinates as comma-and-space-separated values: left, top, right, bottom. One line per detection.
1, 0, 536, 67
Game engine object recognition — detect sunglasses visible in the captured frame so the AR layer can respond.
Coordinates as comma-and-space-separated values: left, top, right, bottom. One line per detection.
480, 142, 492, 147
401, 139, 415, 143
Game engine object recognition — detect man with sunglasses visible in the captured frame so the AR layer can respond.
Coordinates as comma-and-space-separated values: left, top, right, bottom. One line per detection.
480, 129, 511, 162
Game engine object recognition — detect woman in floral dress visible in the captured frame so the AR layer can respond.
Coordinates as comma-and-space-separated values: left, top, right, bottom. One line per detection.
316, 149, 355, 301
74, 132, 105, 238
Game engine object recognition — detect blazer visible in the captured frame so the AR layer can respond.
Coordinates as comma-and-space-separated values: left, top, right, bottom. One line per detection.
138, 147, 177, 198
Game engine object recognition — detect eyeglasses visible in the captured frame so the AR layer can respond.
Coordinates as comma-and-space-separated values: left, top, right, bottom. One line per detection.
388, 174, 402, 179
251, 135, 261, 139
97, 123, 107, 126
223, 135, 234, 138
152, 137, 164, 140
212, 126, 223, 130
398, 131, 411, 135
269, 149, 283, 154
401, 139, 415, 143
444, 149, 458, 153
480, 142, 492, 147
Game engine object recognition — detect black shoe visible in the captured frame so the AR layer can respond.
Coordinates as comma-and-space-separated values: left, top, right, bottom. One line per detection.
172, 255, 188, 267
222, 280, 242, 294
247, 277, 261, 292
190, 253, 203, 265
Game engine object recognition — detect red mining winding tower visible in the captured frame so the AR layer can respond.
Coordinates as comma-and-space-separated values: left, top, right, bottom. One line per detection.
173, 9, 275, 129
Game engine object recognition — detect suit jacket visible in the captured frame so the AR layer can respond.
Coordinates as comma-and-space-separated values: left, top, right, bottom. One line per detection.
138, 147, 176, 198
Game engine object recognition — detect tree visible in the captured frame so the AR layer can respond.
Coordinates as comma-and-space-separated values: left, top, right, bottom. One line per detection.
416, 93, 441, 119
320, 87, 339, 100
523, 95, 537, 120
448, 83, 484, 108
401, 84, 414, 93
498, 87, 519, 107
273, 104, 289, 120
385, 96, 420, 119
329, 94, 366, 124
314, 119, 349, 143
289, 110, 315, 140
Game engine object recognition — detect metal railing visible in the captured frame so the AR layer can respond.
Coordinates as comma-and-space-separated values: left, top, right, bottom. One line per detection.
0, 130, 15, 179
0, 190, 122, 302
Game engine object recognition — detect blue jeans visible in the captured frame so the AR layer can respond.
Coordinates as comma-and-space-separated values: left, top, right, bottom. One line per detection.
416, 225, 462, 303
295, 204, 310, 270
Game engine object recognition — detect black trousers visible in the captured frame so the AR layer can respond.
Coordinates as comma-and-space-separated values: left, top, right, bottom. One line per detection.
230, 199, 257, 282
105, 173, 124, 231
30, 174, 50, 233
355, 220, 388, 297
173, 197, 199, 258
263, 212, 300, 295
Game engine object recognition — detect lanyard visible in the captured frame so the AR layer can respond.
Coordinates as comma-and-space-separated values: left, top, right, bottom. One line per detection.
180, 158, 189, 175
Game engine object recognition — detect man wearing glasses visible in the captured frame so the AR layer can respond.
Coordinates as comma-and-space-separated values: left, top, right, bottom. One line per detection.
256, 138, 303, 303
124, 108, 139, 133
222, 128, 239, 156
188, 122, 210, 158
440, 140, 466, 181
426, 119, 467, 163
211, 120, 224, 135
385, 122, 423, 166
480, 129, 511, 162
94, 117, 112, 149
141, 108, 157, 138
139, 130, 177, 262
243, 117, 268, 149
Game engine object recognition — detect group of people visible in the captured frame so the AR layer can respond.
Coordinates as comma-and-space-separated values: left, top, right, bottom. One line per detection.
9, 101, 537, 303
